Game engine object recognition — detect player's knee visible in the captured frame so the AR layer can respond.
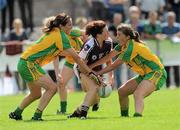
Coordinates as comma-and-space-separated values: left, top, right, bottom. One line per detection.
133, 90, 143, 99
59, 84, 66, 90
31, 93, 41, 100
118, 88, 127, 97
35, 94, 41, 100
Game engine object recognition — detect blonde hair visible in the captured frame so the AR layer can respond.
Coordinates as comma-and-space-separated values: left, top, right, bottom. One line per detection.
75, 17, 87, 25
13, 18, 23, 28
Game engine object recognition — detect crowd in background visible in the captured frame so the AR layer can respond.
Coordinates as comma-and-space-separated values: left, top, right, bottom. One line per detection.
0, 0, 180, 94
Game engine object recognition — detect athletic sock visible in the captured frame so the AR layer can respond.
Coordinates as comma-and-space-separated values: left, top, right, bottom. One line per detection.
60, 101, 67, 113
80, 105, 89, 117
33, 108, 42, 119
81, 105, 89, 111
121, 109, 129, 117
133, 112, 142, 117
14, 107, 23, 116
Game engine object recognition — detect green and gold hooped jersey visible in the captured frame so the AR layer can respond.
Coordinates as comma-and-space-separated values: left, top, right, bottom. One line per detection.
69, 28, 83, 51
21, 28, 71, 66
114, 39, 164, 76
65, 28, 83, 65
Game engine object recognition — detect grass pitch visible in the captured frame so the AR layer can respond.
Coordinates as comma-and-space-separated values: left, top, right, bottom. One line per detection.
0, 88, 180, 130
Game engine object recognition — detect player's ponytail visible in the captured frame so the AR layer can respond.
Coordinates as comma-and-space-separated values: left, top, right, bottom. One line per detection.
42, 13, 70, 33
130, 31, 142, 43
42, 16, 55, 33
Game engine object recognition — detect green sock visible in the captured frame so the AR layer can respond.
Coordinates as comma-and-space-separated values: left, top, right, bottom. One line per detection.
133, 112, 142, 117
121, 109, 129, 117
33, 108, 42, 119
14, 107, 23, 116
60, 101, 67, 113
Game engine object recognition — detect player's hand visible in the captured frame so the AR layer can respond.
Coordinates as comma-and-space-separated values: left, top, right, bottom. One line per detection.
89, 72, 102, 86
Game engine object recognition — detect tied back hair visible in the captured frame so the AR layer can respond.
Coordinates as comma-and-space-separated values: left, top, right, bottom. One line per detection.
42, 16, 55, 32
42, 13, 70, 33
85, 20, 106, 38
117, 24, 143, 43
130, 31, 142, 43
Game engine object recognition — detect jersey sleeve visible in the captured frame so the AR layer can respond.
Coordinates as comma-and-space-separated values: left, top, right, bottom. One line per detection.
70, 28, 81, 37
78, 40, 93, 60
60, 31, 71, 50
114, 44, 121, 52
118, 40, 136, 62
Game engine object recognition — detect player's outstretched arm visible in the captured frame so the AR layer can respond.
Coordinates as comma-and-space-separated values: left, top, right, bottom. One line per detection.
65, 48, 91, 74
98, 58, 123, 75
89, 49, 119, 69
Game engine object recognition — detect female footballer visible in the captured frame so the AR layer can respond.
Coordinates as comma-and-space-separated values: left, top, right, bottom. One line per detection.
90, 24, 167, 117
9, 13, 100, 121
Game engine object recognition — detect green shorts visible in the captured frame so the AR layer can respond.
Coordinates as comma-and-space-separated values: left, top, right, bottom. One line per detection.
17, 59, 46, 82
135, 69, 167, 90
64, 61, 74, 69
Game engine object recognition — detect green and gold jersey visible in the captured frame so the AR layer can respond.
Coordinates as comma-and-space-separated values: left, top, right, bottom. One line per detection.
21, 28, 71, 66
114, 40, 164, 76
65, 28, 83, 64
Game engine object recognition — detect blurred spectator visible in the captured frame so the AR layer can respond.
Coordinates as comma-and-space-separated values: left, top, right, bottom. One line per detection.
75, 16, 88, 29
106, 0, 127, 21
165, 0, 180, 22
108, 13, 123, 88
125, 6, 144, 36
1, 0, 15, 40
87, 0, 108, 20
18, 0, 34, 33
162, 11, 180, 88
6, 18, 28, 92
136, 0, 165, 19
75, 16, 88, 42
143, 11, 162, 40
109, 13, 122, 47
8, 18, 28, 41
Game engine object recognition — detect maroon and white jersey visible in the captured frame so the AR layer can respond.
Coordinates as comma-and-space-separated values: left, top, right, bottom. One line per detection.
79, 37, 112, 71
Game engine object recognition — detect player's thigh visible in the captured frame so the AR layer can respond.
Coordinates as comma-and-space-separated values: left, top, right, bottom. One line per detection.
118, 77, 138, 97
134, 69, 166, 98
134, 80, 156, 98
34, 74, 58, 91
27, 82, 41, 97
80, 73, 99, 92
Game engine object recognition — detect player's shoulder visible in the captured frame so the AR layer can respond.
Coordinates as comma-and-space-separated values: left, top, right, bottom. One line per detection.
85, 38, 95, 46
50, 27, 60, 34
83, 38, 95, 50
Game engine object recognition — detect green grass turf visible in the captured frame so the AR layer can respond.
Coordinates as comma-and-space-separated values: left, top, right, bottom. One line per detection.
0, 88, 180, 130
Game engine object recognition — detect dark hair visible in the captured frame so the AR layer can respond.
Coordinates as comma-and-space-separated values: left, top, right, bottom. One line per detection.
85, 20, 106, 38
117, 24, 142, 43
42, 12, 71, 33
